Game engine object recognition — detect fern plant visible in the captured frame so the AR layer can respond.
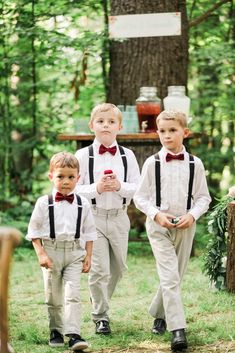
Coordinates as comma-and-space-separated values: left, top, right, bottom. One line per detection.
203, 195, 234, 290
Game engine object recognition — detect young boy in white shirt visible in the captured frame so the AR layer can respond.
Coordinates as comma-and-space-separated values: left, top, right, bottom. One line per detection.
26, 152, 97, 351
75, 103, 140, 334
134, 110, 211, 351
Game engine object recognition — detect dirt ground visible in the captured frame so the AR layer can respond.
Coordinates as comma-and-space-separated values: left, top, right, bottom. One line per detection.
92, 340, 235, 353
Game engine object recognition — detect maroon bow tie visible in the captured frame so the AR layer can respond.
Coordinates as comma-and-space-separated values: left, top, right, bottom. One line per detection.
99, 144, 117, 155
55, 192, 74, 203
166, 153, 184, 162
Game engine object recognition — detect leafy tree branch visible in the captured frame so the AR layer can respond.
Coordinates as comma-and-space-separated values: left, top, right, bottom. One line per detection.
189, 0, 231, 27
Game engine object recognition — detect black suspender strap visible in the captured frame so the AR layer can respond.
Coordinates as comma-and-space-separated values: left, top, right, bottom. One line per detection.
48, 194, 83, 239
154, 153, 195, 211
88, 145, 96, 205
187, 154, 195, 211
118, 145, 127, 205
88, 144, 128, 206
154, 153, 161, 208
75, 194, 82, 239
48, 194, 56, 239
118, 145, 127, 181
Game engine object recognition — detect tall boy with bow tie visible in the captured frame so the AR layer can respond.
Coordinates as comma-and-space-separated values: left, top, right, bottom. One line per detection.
75, 103, 140, 334
134, 110, 211, 352
26, 152, 97, 351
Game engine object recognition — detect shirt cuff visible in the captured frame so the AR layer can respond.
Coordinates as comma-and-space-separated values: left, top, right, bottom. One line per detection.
188, 210, 199, 221
91, 183, 100, 197
116, 181, 125, 195
148, 207, 160, 221
84, 232, 97, 241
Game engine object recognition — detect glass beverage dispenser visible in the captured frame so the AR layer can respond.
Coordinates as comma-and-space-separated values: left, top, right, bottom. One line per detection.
136, 87, 161, 132
163, 86, 190, 118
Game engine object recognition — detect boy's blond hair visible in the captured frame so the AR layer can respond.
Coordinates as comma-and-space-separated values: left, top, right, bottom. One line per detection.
156, 110, 188, 128
49, 152, 79, 173
90, 103, 122, 124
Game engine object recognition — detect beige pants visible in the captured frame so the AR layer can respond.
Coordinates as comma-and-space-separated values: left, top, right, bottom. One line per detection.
41, 239, 86, 335
89, 207, 130, 322
146, 217, 196, 332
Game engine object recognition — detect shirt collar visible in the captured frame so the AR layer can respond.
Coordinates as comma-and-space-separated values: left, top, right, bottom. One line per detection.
52, 188, 75, 197
161, 145, 186, 156
93, 137, 118, 149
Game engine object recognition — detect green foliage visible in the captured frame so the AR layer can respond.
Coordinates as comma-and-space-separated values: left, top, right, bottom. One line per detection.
0, 199, 33, 247
188, 0, 235, 200
203, 195, 234, 290
0, 0, 105, 207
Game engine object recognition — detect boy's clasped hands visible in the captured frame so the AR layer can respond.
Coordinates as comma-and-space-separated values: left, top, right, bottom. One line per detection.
155, 212, 195, 229
97, 169, 121, 194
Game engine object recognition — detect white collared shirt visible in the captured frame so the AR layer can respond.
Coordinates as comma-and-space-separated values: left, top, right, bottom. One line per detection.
134, 146, 211, 221
75, 138, 140, 210
26, 188, 97, 248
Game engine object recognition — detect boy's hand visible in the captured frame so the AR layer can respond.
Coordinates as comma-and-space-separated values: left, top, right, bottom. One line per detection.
105, 173, 121, 191
154, 212, 176, 229
82, 255, 91, 273
97, 175, 108, 194
175, 213, 195, 229
97, 173, 121, 193
38, 252, 53, 269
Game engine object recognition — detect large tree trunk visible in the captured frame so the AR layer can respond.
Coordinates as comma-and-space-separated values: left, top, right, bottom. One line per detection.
108, 0, 188, 104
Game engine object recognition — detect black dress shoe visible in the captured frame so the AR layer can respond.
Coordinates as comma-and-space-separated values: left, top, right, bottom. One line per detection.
68, 334, 88, 351
95, 320, 111, 335
49, 330, 64, 347
171, 329, 188, 351
152, 318, 166, 334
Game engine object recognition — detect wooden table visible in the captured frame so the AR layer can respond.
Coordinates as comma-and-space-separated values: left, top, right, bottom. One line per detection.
58, 132, 200, 168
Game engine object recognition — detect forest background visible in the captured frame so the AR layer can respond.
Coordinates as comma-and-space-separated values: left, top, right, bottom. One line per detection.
0, 1, 235, 352
0, 0, 234, 238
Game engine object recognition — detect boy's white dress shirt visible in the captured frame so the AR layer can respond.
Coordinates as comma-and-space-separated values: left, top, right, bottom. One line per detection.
26, 188, 97, 247
134, 146, 211, 220
75, 138, 140, 209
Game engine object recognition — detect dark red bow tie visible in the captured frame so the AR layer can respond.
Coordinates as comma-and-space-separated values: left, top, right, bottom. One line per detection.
55, 192, 74, 203
166, 153, 184, 162
99, 144, 117, 155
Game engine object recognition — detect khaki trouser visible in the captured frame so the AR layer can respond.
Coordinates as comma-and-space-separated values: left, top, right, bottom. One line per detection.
41, 239, 86, 335
89, 207, 130, 322
146, 217, 196, 332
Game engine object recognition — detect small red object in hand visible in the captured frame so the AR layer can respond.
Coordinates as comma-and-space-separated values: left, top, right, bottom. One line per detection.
104, 169, 113, 174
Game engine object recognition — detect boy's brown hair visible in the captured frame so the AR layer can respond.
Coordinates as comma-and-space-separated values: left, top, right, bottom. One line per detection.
156, 110, 188, 128
90, 103, 122, 124
49, 152, 79, 173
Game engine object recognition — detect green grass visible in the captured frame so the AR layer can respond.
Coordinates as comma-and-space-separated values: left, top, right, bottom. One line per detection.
8, 243, 235, 353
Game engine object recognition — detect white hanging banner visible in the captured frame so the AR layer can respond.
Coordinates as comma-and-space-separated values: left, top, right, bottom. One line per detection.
109, 12, 181, 39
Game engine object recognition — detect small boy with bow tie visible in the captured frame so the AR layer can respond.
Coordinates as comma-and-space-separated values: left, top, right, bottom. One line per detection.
134, 110, 211, 352
26, 151, 97, 351
75, 103, 140, 334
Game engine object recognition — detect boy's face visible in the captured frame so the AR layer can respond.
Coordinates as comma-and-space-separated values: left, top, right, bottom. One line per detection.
48, 167, 79, 195
157, 119, 189, 154
89, 111, 122, 147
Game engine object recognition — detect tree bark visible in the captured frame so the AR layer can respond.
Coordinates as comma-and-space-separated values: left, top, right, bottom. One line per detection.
108, 0, 188, 104
226, 201, 235, 292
